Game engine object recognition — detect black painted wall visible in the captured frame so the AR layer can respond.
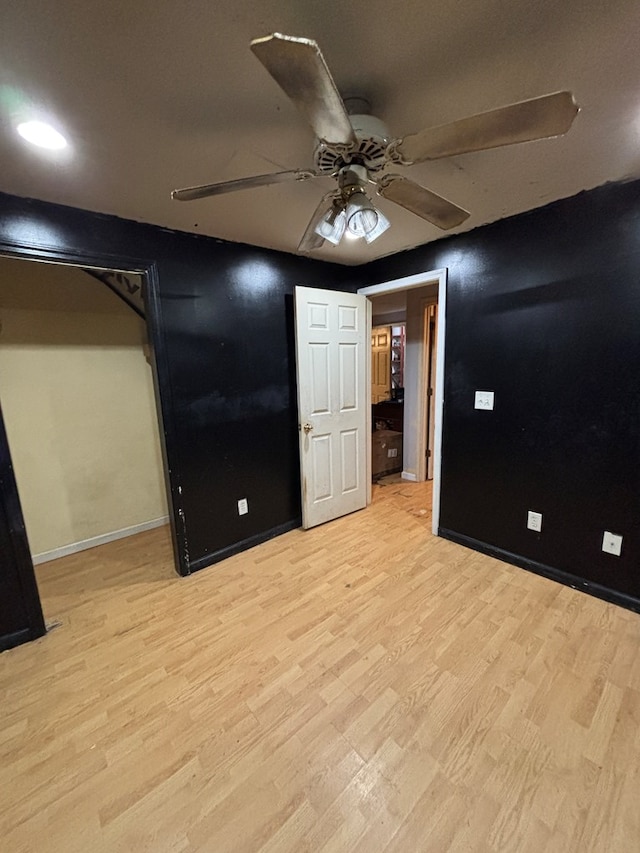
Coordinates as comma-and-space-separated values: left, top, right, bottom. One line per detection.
0, 401, 45, 650
367, 179, 640, 610
3, 176, 640, 651
0, 191, 363, 647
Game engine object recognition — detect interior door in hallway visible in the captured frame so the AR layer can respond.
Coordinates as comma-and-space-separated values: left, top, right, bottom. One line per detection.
371, 325, 391, 403
294, 286, 368, 529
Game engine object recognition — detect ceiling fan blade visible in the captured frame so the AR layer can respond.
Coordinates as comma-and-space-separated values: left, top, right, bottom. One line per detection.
171, 169, 318, 201
377, 175, 470, 230
298, 221, 325, 253
250, 33, 357, 147
394, 91, 579, 165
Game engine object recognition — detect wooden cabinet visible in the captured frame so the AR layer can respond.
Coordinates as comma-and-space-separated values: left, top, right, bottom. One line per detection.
372, 400, 404, 433
372, 429, 403, 478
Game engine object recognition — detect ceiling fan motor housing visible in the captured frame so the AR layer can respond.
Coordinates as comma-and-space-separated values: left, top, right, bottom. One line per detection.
314, 114, 391, 174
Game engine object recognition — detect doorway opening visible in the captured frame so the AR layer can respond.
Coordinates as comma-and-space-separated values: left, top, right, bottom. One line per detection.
359, 269, 447, 535
371, 319, 406, 479
0, 253, 178, 622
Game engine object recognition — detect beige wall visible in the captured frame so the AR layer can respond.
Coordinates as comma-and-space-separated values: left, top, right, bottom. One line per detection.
0, 257, 168, 558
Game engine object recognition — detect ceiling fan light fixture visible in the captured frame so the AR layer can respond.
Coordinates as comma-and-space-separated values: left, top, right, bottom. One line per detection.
345, 190, 379, 237
363, 206, 390, 243
17, 120, 67, 150
314, 202, 346, 245
345, 189, 389, 242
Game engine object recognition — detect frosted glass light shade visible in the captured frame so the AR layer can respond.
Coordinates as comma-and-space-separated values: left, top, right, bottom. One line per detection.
314, 205, 346, 245
346, 191, 378, 237
363, 207, 390, 243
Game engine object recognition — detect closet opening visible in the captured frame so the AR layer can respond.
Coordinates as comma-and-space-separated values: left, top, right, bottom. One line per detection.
0, 251, 178, 632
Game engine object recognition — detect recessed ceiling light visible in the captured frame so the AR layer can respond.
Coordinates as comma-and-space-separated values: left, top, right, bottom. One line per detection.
17, 120, 67, 150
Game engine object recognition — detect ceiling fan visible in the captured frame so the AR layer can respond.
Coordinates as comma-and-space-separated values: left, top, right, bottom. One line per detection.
171, 33, 579, 252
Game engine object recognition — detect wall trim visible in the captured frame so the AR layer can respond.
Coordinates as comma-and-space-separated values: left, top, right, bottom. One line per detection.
0, 627, 36, 653
439, 528, 640, 615
186, 518, 301, 574
33, 516, 169, 565
401, 471, 417, 482
358, 270, 447, 297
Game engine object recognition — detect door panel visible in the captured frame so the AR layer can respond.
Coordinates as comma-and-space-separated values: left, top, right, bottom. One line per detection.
340, 343, 358, 410
310, 344, 330, 413
295, 286, 367, 529
340, 430, 358, 492
311, 433, 332, 502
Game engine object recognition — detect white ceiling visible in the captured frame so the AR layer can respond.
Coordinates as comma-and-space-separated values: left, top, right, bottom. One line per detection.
2, 1, 639, 266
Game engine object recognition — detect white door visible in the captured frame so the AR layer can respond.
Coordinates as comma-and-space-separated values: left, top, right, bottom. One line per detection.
295, 286, 368, 529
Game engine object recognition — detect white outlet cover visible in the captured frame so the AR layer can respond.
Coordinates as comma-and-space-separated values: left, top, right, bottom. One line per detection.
602, 531, 622, 556
527, 510, 542, 532
237, 498, 248, 516
474, 390, 495, 410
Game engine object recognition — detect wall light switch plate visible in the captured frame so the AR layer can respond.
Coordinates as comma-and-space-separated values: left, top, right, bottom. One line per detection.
527, 510, 542, 532
474, 391, 495, 410
602, 531, 622, 556
237, 498, 249, 516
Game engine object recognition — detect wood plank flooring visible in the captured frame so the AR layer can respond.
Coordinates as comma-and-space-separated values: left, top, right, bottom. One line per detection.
1, 480, 640, 852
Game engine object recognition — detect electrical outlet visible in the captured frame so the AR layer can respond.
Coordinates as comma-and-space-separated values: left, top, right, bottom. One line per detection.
527, 510, 542, 532
388, 448, 398, 458
474, 391, 494, 410
602, 531, 622, 556
237, 498, 248, 516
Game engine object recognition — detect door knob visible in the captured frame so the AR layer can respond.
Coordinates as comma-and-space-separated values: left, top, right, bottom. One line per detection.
303, 423, 314, 433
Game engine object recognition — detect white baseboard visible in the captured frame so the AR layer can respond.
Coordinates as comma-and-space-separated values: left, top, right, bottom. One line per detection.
32, 516, 169, 565
401, 471, 418, 481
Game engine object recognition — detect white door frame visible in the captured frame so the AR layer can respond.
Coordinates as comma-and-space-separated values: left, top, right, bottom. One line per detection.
358, 268, 447, 536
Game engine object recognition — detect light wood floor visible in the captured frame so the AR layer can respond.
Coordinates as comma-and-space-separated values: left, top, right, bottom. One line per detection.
2, 480, 640, 852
